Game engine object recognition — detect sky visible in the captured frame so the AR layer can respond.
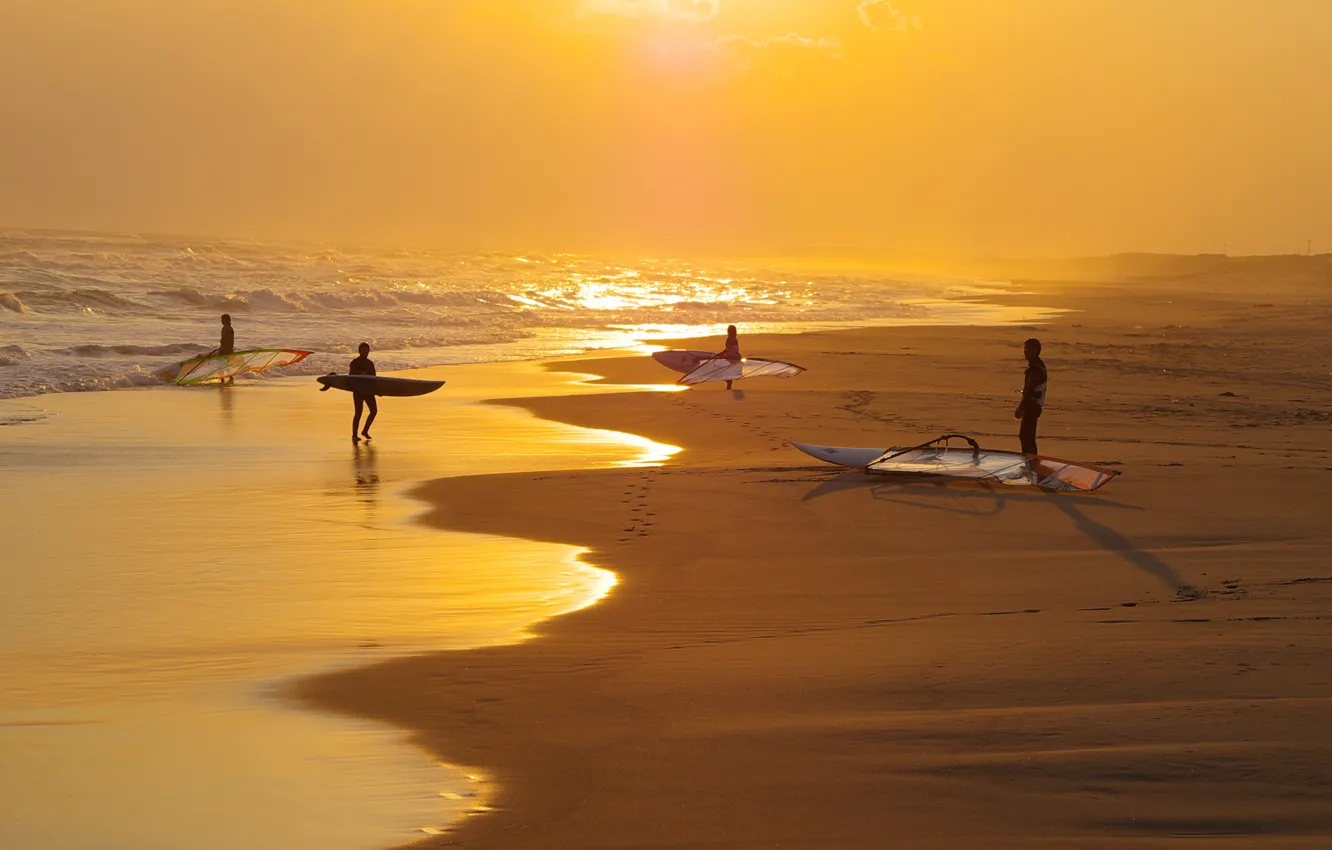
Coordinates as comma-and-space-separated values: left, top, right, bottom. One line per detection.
2, 0, 1330, 257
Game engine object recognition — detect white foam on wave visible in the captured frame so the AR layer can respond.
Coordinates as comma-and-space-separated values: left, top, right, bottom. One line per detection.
61, 342, 208, 358
0, 344, 31, 366
0, 230, 1012, 401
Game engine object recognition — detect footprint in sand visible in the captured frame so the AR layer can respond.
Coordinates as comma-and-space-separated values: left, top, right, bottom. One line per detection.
619, 471, 659, 543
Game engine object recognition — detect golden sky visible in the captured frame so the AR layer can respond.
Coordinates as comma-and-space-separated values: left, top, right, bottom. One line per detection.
2, 0, 1329, 256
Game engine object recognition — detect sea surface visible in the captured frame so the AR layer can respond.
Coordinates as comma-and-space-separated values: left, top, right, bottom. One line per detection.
0, 229, 1029, 400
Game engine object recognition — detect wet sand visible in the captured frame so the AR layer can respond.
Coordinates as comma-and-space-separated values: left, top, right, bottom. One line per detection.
300, 272, 1332, 848
0, 361, 678, 850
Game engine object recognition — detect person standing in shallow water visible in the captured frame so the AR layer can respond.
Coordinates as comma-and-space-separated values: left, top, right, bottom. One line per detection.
719, 325, 741, 390
1015, 337, 1047, 455
218, 314, 235, 384
349, 342, 377, 444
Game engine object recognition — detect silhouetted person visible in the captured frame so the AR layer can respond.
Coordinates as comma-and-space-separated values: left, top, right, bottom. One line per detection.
1015, 337, 1047, 455
719, 324, 741, 390
219, 314, 235, 384
350, 342, 377, 443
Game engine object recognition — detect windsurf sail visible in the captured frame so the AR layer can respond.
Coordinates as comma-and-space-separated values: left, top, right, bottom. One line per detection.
865, 434, 1119, 493
156, 349, 313, 385
678, 356, 806, 386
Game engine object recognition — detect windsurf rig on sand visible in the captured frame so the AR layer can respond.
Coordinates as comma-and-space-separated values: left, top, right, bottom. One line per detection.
791, 434, 1120, 493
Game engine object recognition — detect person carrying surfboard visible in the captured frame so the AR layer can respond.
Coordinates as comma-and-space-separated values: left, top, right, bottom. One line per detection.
219, 314, 235, 385
719, 325, 741, 390
1014, 337, 1047, 455
350, 342, 377, 443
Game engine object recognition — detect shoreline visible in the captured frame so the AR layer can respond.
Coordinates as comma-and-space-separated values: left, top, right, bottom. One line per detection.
0, 253, 1052, 404
0, 358, 683, 850
298, 278, 1332, 849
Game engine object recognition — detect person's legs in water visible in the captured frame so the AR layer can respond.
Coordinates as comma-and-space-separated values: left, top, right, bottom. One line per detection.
361, 395, 377, 440
352, 393, 366, 443
1019, 407, 1040, 455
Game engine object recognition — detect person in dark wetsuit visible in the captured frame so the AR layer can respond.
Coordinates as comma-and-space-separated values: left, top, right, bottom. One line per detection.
349, 342, 377, 443
1014, 337, 1047, 455
219, 314, 236, 384
718, 325, 741, 390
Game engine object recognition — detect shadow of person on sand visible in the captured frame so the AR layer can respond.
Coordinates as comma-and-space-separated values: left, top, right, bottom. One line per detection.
1045, 494, 1204, 600
800, 471, 1202, 599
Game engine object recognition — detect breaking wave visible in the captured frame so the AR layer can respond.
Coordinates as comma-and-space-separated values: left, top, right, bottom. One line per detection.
0, 344, 31, 367
0, 229, 1010, 400
61, 343, 209, 358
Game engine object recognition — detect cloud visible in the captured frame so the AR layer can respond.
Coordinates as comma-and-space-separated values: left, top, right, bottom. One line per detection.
576, 0, 720, 22
710, 32, 844, 59
856, 0, 922, 33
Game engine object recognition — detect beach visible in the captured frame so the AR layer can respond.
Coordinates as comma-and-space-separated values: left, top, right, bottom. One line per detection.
0, 360, 680, 849
8, 1, 1332, 845
0, 236, 1054, 849
298, 272, 1332, 848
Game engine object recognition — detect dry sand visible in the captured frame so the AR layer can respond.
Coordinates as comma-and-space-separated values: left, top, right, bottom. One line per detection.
299, 271, 1332, 848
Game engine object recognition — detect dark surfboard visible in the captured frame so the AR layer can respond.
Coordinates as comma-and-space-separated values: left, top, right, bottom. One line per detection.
316, 374, 445, 397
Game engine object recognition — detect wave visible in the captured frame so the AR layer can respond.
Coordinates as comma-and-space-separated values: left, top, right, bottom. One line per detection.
60, 343, 208, 358
12, 288, 149, 314
0, 250, 47, 267
135, 286, 511, 315
0, 365, 165, 398
237, 289, 307, 312
0, 344, 30, 367
0, 230, 989, 401
145, 288, 214, 306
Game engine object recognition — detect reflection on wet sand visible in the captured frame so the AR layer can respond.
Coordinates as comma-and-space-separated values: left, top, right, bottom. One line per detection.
354, 443, 380, 509
218, 382, 234, 426
0, 359, 678, 850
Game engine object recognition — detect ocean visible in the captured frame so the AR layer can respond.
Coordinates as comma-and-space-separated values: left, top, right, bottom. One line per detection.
1, 229, 1016, 400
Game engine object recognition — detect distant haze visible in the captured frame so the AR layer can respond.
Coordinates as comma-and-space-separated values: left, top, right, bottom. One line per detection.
3, 0, 1330, 256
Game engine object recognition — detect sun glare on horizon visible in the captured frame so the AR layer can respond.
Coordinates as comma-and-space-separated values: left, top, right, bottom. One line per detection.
0, 0, 1329, 256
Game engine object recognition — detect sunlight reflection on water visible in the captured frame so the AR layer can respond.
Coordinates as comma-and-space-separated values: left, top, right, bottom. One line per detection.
0, 360, 673, 850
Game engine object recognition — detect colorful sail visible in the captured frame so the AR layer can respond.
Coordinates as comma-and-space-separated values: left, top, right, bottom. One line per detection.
157, 349, 313, 385
678, 356, 806, 386
866, 435, 1119, 492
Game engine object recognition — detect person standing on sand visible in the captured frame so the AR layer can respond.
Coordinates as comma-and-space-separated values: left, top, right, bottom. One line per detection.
718, 325, 741, 390
349, 342, 377, 444
219, 313, 235, 384
1015, 337, 1047, 455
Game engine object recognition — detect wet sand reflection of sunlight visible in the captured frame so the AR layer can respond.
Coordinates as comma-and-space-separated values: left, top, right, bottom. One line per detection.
563, 426, 682, 468
0, 359, 681, 850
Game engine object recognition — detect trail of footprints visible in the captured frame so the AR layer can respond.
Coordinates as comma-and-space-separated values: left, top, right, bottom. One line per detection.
618, 468, 658, 544
668, 393, 787, 450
